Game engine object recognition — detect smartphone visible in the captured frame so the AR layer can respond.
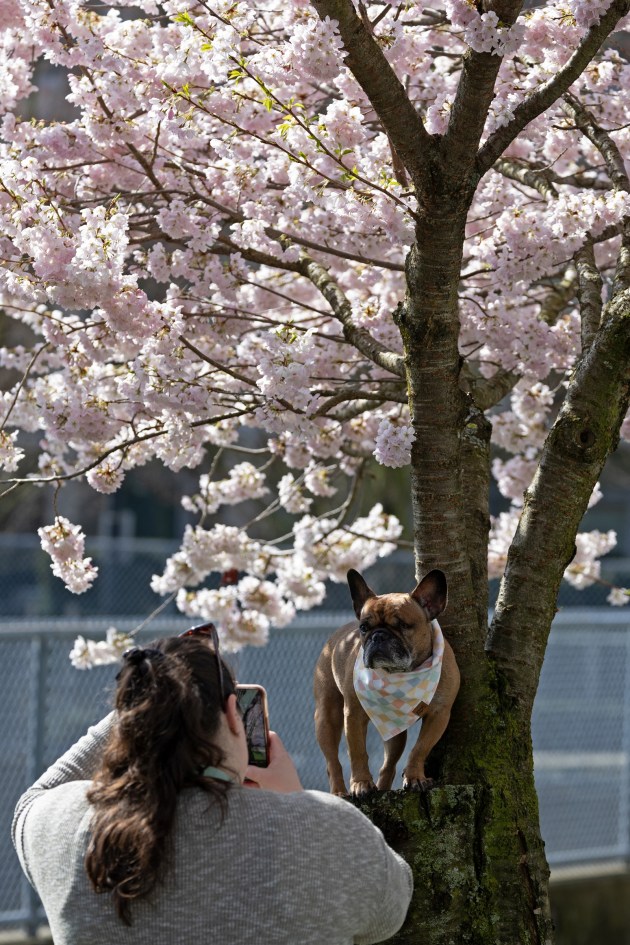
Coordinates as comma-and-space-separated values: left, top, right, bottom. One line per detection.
236, 684, 270, 768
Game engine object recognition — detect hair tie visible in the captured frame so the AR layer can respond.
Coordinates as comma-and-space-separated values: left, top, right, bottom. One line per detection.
117, 646, 164, 678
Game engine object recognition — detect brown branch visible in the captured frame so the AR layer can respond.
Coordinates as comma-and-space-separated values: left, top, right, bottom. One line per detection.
494, 158, 558, 200
537, 265, 577, 325
615, 233, 630, 295
575, 241, 603, 351
536, 221, 625, 275
550, 170, 608, 190
461, 404, 492, 630
196, 241, 408, 366
561, 93, 630, 191
461, 365, 520, 411
189, 188, 405, 271
213, 236, 303, 274
178, 335, 258, 387
0, 409, 252, 487
487, 286, 630, 708
0, 341, 50, 432
562, 92, 630, 295
445, 0, 524, 176
314, 381, 407, 416
328, 398, 387, 421
351, 2, 409, 190
309, 0, 433, 189
477, 0, 630, 174
298, 256, 405, 377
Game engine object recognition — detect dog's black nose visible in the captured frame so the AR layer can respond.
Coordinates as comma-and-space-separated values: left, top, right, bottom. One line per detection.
370, 629, 389, 646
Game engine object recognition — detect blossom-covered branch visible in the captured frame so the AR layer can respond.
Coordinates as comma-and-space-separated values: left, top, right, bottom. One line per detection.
477, 0, 630, 172
310, 0, 434, 188
298, 256, 405, 377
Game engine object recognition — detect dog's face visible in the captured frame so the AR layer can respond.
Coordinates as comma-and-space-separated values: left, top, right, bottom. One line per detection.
348, 569, 448, 672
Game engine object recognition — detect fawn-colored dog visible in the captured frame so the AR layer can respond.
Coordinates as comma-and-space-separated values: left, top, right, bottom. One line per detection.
314, 568, 460, 796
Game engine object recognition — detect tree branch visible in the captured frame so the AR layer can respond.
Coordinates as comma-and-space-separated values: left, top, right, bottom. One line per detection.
178, 335, 258, 388
314, 381, 407, 416
494, 158, 558, 200
445, 0, 524, 177
213, 236, 303, 274
201, 236, 408, 378
575, 241, 603, 351
487, 286, 630, 709
561, 92, 629, 191
461, 404, 492, 631
461, 365, 520, 411
537, 264, 577, 325
328, 398, 387, 421
309, 0, 434, 189
540, 221, 625, 274
477, 0, 630, 174
561, 91, 630, 295
298, 255, 406, 377
0, 409, 252, 487
192, 188, 405, 271
0, 341, 50, 433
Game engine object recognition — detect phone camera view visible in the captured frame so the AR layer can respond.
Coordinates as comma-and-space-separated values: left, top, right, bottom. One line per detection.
237, 687, 269, 768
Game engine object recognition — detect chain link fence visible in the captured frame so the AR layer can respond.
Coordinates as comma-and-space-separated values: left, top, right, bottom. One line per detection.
531, 612, 630, 866
2, 609, 630, 933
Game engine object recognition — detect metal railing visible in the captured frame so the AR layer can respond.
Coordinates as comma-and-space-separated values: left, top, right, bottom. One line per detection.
2, 609, 630, 932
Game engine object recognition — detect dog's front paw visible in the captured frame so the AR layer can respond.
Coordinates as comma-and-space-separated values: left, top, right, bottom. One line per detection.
350, 778, 377, 797
403, 774, 434, 792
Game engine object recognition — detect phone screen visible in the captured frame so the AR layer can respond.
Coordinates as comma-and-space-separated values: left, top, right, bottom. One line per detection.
236, 685, 269, 768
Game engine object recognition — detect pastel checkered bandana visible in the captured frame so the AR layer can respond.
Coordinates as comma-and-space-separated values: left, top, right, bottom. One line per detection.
353, 620, 444, 741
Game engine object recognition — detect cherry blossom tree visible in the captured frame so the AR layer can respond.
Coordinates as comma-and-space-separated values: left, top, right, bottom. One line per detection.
2, 0, 630, 939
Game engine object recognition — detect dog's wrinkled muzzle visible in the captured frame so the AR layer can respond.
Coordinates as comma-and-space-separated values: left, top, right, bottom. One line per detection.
363, 629, 410, 671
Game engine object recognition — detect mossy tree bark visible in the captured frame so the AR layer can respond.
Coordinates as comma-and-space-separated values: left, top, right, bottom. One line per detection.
308, 0, 630, 942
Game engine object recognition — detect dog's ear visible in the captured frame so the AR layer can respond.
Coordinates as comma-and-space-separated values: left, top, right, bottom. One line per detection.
347, 569, 377, 619
410, 569, 448, 620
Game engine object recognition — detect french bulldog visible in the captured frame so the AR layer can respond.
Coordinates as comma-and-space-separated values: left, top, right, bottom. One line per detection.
314, 568, 460, 796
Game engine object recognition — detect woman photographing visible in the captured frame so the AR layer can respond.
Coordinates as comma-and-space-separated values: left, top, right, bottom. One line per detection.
13, 626, 412, 944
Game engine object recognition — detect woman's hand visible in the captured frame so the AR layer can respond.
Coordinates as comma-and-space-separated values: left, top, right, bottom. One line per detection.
244, 732, 303, 792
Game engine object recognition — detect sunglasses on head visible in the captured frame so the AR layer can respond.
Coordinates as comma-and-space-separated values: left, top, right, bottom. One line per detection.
178, 622, 231, 707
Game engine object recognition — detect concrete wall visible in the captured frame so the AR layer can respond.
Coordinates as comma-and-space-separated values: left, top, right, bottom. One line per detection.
551, 866, 630, 945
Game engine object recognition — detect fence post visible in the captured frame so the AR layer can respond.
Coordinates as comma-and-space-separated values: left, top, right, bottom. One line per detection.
619, 628, 630, 863
23, 635, 48, 937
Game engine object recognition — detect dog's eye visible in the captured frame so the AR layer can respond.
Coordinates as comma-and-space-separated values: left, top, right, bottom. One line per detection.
358, 622, 369, 635
398, 621, 410, 631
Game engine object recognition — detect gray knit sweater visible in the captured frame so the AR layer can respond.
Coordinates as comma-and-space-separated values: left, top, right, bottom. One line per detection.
12, 714, 413, 945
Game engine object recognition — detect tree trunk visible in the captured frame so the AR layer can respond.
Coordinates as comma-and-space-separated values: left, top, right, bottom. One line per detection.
355, 765, 551, 945
387, 203, 556, 944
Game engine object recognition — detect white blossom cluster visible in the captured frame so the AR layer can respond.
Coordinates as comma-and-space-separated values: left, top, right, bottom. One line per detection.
70, 627, 134, 669
0, 429, 24, 472
182, 463, 270, 517
38, 517, 98, 595
444, 0, 526, 57
374, 417, 414, 468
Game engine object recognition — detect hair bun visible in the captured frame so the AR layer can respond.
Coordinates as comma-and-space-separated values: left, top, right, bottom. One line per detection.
122, 646, 164, 668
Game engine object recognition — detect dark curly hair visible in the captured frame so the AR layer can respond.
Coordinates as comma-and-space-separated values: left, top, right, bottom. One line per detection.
85, 635, 235, 925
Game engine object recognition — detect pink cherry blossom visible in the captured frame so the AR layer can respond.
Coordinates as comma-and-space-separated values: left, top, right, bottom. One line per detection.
38, 517, 98, 594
